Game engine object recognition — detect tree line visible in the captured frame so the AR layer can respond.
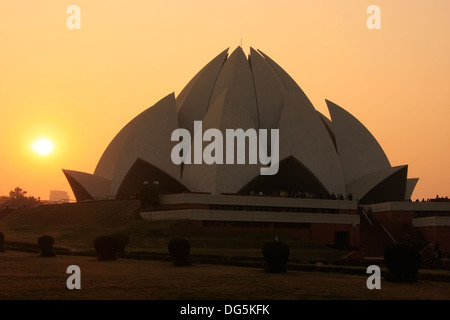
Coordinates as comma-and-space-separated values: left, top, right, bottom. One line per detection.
0, 187, 41, 208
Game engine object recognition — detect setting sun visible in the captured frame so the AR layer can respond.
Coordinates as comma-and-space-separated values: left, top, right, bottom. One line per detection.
31, 137, 55, 156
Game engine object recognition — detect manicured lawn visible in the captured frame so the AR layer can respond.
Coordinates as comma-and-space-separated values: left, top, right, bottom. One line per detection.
1, 250, 450, 301
1, 201, 450, 304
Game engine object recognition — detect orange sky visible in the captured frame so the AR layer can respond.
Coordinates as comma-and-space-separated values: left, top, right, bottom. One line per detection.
1, 0, 449, 201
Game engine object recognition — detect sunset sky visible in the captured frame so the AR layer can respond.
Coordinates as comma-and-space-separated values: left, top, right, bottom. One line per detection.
1, 0, 449, 201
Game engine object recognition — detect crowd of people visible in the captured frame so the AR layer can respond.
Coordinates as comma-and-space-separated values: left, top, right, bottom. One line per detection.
415, 195, 450, 203
420, 241, 443, 263
249, 189, 354, 201
246, 189, 450, 204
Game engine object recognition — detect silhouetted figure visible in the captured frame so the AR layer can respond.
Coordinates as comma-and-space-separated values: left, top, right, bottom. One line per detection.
434, 241, 442, 261
139, 181, 159, 209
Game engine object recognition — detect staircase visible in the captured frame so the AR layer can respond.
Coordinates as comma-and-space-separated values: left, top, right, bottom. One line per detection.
359, 207, 396, 257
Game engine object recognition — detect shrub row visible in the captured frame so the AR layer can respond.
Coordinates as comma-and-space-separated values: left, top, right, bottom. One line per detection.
93, 233, 130, 261
167, 238, 291, 272
0, 230, 425, 282
0, 232, 4, 252
38, 235, 56, 257
168, 238, 191, 266
0, 232, 132, 260
384, 244, 421, 282
262, 240, 290, 273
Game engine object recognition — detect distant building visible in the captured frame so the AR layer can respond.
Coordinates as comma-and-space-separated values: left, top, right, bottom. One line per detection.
49, 190, 70, 203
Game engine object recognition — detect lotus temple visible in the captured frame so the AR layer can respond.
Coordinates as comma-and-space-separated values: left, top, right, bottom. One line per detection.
63, 47, 450, 255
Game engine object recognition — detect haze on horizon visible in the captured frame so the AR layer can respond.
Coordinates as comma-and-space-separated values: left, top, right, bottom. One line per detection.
0, 0, 449, 201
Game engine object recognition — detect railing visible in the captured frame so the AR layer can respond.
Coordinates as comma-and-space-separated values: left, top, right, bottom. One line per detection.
360, 207, 396, 244
38, 199, 77, 205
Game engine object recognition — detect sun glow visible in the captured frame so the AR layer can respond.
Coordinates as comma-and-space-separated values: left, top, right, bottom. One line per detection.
31, 137, 55, 156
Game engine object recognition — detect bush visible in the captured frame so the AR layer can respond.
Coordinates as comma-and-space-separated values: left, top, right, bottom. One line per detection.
94, 235, 119, 261
384, 244, 421, 282
262, 240, 290, 273
110, 233, 130, 253
168, 238, 191, 266
38, 235, 56, 257
0, 232, 5, 252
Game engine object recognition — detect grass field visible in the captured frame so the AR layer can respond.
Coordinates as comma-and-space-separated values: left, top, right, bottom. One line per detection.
0, 200, 351, 262
1, 200, 450, 302
1, 250, 450, 301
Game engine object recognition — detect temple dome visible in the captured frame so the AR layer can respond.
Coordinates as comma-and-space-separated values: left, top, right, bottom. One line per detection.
63, 47, 417, 203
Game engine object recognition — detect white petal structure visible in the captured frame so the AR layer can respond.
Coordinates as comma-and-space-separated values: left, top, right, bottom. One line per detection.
405, 178, 420, 201
249, 47, 287, 130
93, 93, 185, 198
63, 47, 417, 204
176, 48, 229, 135
345, 166, 408, 202
62, 170, 111, 200
182, 47, 261, 194
278, 93, 346, 197
326, 99, 391, 185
